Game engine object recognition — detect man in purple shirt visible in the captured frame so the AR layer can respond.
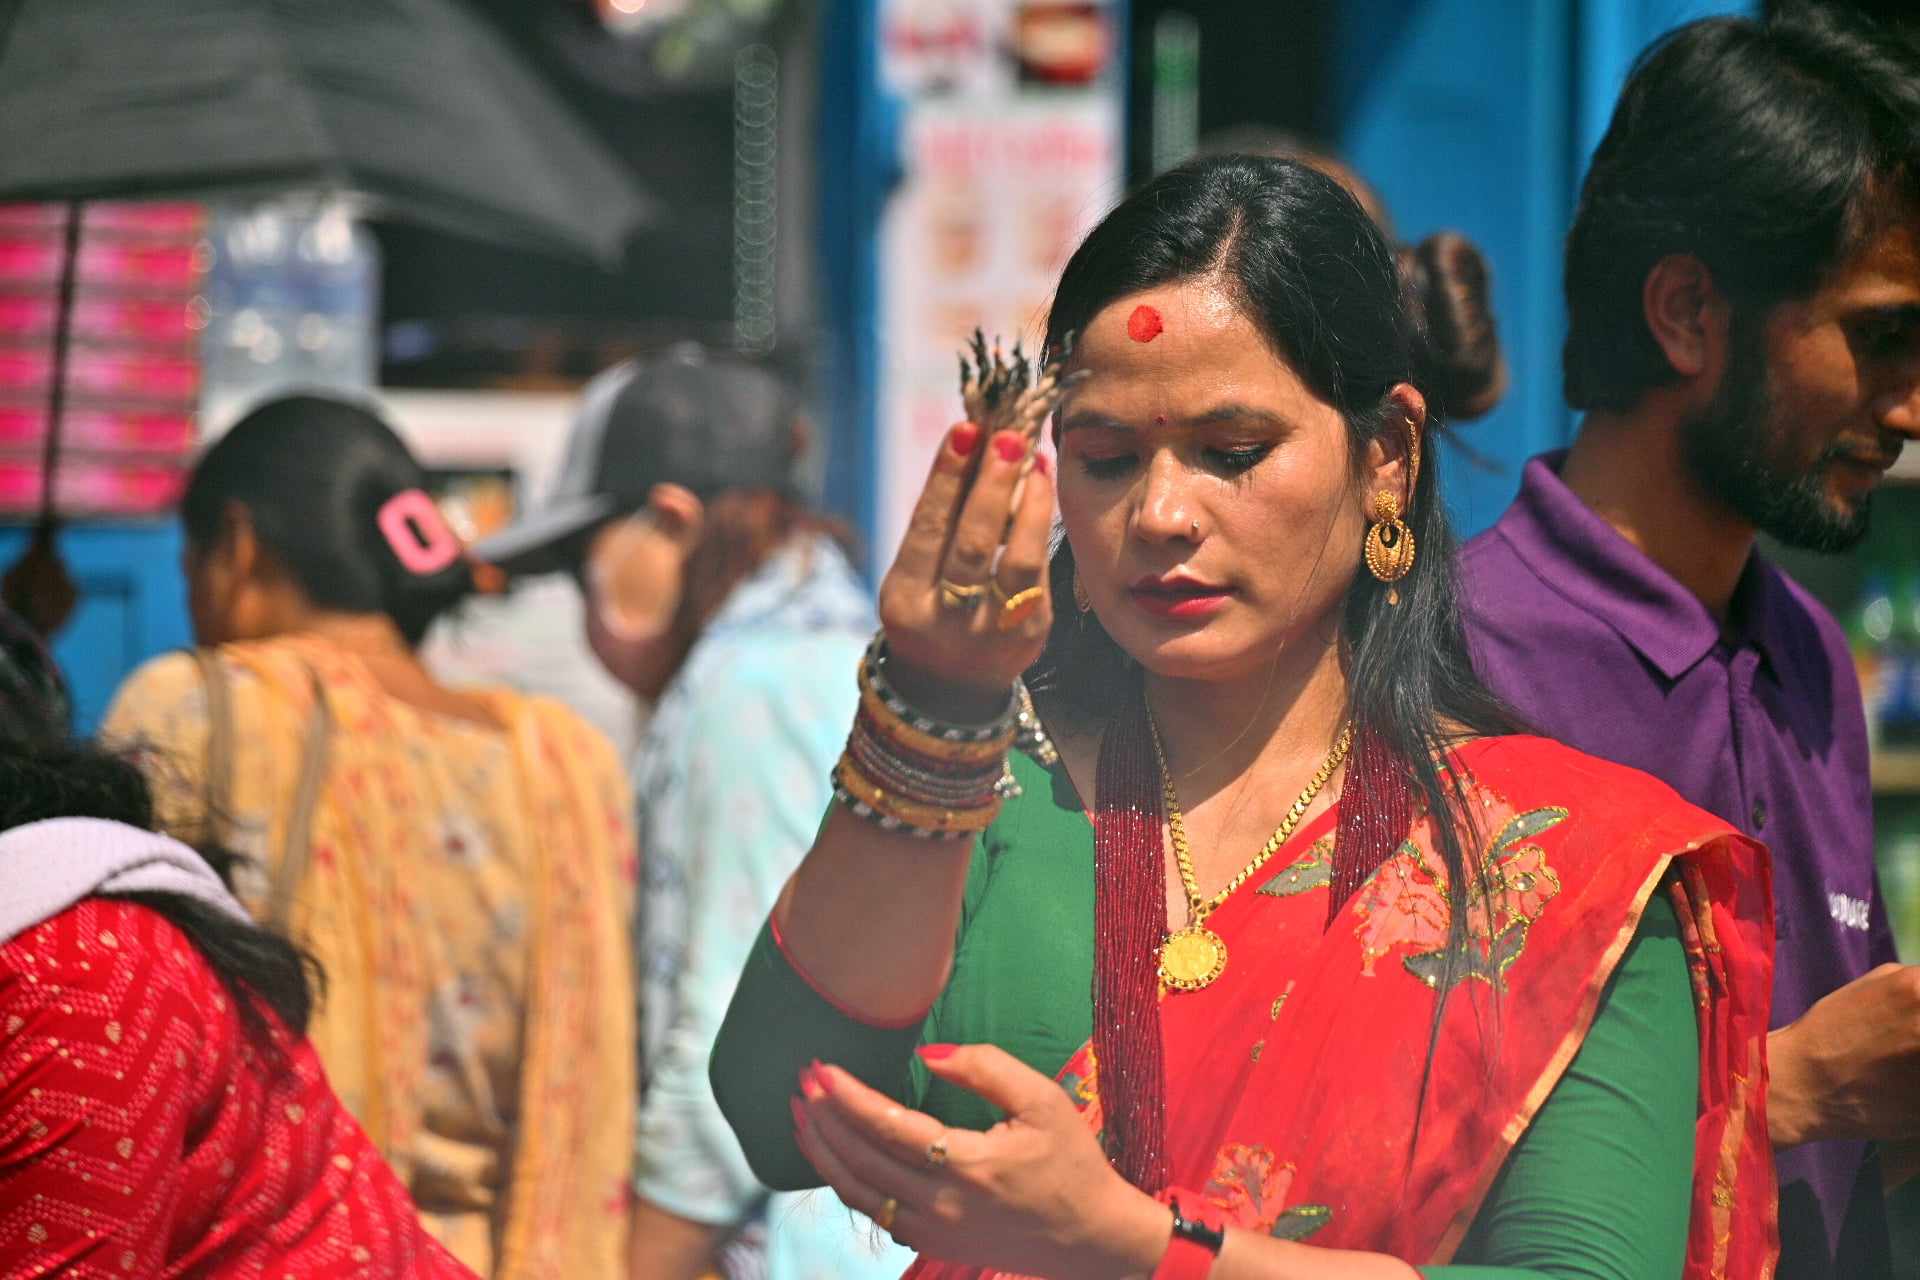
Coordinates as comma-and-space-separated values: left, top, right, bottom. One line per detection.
1460, 10, 1920, 1277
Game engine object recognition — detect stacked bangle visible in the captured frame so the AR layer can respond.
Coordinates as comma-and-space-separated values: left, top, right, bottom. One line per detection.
861, 633, 1020, 741
833, 634, 1019, 840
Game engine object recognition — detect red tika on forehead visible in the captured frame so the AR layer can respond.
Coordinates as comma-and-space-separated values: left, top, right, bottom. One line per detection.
1127, 304, 1164, 343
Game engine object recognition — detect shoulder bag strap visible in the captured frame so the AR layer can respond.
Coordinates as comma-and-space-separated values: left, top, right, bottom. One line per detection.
264, 660, 334, 933
189, 647, 234, 847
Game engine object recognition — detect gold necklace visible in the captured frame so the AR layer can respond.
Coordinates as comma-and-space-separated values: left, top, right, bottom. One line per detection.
1148, 714, 1354, 993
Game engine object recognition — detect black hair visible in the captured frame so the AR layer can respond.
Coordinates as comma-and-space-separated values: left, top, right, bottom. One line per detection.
0, 606, 69, 743
1564, 4, 1920, 411
0, 740, 317, 1043
183, 394, 474, 645
1033, 153, 1522, 1074
1398, 231, 1508, 424
1198, 130, 1508, 425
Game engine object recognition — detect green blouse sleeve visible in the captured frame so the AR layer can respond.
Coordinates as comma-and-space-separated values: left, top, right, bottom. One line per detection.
709, 915, 930, 1191
1425, 890, 1698, 1280
710, 749, 1088, 1192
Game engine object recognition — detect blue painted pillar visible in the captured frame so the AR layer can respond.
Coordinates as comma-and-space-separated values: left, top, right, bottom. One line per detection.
1335, 0, 1755, 538
813, 0, 901, 571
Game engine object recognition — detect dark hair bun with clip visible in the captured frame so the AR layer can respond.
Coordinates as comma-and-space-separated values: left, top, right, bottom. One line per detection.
182, 395, 476, 647
1397, 231, 1509, 423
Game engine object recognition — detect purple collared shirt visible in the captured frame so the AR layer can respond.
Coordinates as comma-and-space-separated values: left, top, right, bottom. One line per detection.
1461, 452, 1898, 1279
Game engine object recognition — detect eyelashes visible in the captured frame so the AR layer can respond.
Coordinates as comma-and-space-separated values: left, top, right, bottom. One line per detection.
1079, 455, 1133, 480
1215, 445, 1269, 474
1076, 445, 1273, 480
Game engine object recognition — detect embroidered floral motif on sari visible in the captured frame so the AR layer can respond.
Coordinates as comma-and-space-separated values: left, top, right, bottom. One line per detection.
1353, 800, 1566, 992
1196, 1143, 1333, 1241
1055, 1044, 1104, 1139
1256, 835, 1333, 897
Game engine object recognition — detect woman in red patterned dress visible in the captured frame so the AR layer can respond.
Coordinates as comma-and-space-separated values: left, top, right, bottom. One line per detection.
0, 729, 474, 1277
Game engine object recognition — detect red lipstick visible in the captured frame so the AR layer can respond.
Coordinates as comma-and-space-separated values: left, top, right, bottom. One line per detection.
1127, 573, 1231, 620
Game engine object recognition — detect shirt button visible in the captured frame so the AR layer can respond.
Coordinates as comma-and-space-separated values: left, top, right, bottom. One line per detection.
1751, 800, 1767, 831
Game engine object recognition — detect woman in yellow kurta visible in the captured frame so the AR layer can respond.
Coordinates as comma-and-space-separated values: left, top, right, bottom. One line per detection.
102, 395, 636, 1279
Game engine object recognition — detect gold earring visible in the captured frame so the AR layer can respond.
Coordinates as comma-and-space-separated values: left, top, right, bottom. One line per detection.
1364, 489, 1416, 603
1072, 567, 1092, 614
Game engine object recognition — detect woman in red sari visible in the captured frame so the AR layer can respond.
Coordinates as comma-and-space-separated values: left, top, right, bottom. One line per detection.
711, 155, 1776, 1278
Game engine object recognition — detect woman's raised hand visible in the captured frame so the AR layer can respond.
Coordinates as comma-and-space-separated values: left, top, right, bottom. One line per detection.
876, 423, 1056, 718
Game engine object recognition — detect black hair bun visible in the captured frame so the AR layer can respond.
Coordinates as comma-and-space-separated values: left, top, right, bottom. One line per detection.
1398, 232, 1509, 423
182, 394, 476, 648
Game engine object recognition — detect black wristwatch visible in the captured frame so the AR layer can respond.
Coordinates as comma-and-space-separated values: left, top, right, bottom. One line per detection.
1169, 1199, 1227, 1254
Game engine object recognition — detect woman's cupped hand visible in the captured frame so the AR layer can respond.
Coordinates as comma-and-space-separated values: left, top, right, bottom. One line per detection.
792, 1043, 1170, 1280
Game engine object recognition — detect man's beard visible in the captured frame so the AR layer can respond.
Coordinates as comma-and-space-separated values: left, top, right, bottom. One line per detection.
1679, 331, 1872, 554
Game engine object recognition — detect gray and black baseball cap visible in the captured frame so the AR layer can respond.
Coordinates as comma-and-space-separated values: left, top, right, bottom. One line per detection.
476, 343, 803, 575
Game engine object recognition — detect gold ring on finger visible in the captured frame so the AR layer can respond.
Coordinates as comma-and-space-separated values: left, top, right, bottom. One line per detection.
925, 1134, 949, 1168
993, 585, 1045, 632
937, 579, 989, 611
876, 1195, 900, 1233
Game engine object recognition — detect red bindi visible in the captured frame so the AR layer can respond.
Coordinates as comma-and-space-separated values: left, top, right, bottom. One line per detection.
1127, 304, 1164, 343
1153, 414, 1168, 427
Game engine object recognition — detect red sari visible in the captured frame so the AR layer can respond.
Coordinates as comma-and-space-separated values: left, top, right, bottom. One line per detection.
912, 735, 1777, 1279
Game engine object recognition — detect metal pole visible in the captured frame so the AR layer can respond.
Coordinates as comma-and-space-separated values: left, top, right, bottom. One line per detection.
39, 199, 84, 529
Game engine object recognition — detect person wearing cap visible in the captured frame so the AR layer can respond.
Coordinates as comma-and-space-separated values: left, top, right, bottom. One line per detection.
477, 346, 912, 1280
100, 395, 638, 1279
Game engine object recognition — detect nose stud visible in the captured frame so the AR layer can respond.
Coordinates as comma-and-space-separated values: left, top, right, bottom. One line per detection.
1189, 520, 1201, 538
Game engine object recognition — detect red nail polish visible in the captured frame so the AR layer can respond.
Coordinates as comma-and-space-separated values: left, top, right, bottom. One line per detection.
814, 1064, 837, 1096
917, 1043, 958, 1063
950, 422, 981, 457
993, 432, 1027, 463
790, 1096, 809, 1132
798, 1065, 824, 1102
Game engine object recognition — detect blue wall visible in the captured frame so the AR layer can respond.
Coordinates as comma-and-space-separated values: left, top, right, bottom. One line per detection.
0, 522, 192, 734
1335, 0, 1756, 538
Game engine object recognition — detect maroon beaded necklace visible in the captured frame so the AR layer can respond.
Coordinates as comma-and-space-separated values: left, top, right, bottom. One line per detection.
1089, 694, 1412, 1192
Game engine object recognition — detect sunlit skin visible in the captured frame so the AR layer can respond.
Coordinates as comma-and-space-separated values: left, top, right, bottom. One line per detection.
1055, 278, 1389, 691
579, 491, 703, 702
1051, 277, 1422, 926
1567, 216, 1920, 618
1754, 218, 1920, 517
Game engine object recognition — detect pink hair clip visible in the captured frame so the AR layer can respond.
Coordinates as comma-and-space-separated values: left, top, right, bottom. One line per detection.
377, 489, 461, 576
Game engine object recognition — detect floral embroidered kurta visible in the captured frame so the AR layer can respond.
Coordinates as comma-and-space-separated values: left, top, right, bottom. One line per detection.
101, 636, 637, 1279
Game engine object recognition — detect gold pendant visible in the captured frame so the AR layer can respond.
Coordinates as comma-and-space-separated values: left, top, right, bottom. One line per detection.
1159, 925, 1228, 992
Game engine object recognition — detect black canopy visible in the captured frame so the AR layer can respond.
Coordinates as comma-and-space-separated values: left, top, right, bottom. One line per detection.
0, 0, 656, 263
